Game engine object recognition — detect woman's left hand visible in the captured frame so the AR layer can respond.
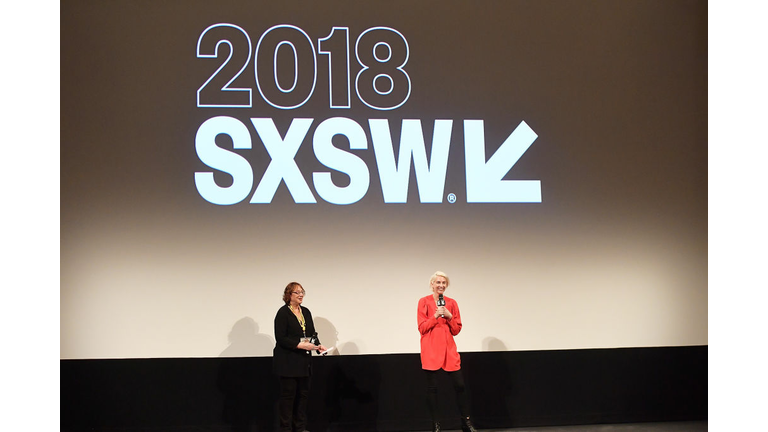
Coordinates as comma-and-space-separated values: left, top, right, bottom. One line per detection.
442, 308, 453, 320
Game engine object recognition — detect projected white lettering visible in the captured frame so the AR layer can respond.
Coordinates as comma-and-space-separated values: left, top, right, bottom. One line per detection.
194, 117, 541, 205
197, 24, 410, 110
196, 24, 253, 108
195, 23, 541, 204
370, 119, 451, 203
250, 118, 316, 203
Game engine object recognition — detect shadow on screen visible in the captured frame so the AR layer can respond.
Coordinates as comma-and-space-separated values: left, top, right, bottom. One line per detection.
220, 316, 275, 357
313, 316, 340, 355
313, 317, 380, 431
216, 317, 278, 432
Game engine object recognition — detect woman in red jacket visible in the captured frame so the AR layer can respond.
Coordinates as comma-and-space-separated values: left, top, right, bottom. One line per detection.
417, 271, 477, 432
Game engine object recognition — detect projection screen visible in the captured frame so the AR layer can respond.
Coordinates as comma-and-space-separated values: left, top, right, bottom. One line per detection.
61, 0, 707, 359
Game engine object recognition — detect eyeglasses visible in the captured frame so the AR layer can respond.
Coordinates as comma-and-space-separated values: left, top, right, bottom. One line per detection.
292, 291, 305, 295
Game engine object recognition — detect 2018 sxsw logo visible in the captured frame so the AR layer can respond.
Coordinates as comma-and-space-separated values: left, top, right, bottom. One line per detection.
194, 23, 541, 205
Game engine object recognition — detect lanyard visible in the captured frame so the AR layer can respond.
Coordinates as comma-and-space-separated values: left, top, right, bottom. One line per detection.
288, 304, 306, 336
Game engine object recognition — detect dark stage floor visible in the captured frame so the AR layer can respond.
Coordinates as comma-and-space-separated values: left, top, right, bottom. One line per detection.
434, 421, 707, 432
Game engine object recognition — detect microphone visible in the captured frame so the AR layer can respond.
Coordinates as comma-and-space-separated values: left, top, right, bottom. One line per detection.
438, 294, 445, 317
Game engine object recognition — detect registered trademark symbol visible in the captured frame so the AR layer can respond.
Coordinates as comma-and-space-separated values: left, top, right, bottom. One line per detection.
447, 193, 457, 203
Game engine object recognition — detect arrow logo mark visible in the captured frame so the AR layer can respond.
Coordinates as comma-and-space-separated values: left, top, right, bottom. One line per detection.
464, 120, 542, 203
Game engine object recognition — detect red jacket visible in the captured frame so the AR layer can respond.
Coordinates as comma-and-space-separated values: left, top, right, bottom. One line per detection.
417, 294, 463, 371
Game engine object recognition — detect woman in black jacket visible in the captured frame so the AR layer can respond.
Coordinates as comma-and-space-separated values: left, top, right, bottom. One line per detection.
273, 282, 326, 432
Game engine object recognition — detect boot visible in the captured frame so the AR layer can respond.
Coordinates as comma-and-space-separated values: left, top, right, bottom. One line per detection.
461, 416, 477, 432
432, 421, 441, 432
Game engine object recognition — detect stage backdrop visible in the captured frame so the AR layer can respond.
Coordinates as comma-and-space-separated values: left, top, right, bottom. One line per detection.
61, 0, 707, 359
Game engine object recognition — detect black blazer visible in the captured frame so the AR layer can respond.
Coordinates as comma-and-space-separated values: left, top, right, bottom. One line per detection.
273, 304, 320, 377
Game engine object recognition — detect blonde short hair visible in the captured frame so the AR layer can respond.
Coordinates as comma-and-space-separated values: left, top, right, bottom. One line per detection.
429, 271, 450, 287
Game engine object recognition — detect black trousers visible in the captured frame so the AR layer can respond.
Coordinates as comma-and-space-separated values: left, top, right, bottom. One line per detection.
425, 369, 471, 422
278, 376, 311, 432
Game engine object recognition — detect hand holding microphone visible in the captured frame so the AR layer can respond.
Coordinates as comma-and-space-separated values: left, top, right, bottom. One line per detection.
436, 294, 452, 319
310, 332, 330, 354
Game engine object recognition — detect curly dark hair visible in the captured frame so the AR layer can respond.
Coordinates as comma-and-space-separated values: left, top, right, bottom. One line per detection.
282, 282, 305, 304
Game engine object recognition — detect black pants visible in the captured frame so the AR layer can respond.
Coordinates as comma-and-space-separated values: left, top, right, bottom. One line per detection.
425, 369, 471, 422
278, 376, 311, 432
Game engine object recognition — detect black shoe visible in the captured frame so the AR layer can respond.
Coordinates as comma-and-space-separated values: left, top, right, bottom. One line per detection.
432, 421, 441, 432
461, 417, 477, 432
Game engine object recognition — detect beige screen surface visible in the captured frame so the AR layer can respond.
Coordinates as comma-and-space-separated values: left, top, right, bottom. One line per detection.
61, 0, 707, 359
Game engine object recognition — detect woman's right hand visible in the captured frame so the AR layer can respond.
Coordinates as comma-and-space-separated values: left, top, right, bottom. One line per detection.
297, 341, 318, 351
